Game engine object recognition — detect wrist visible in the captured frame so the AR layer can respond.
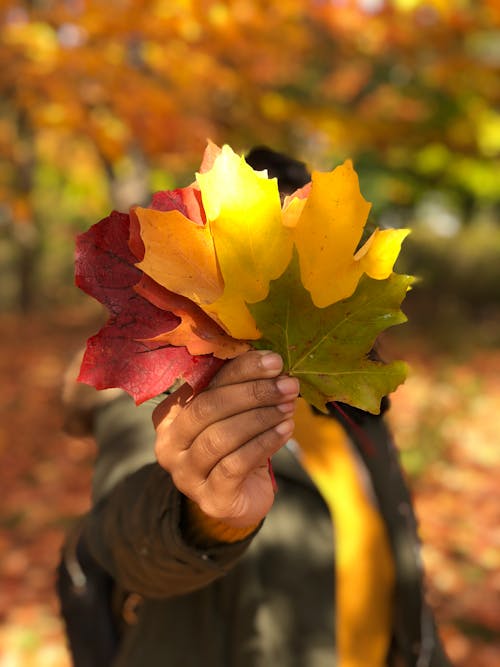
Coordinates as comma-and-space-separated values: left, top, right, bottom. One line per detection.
182, 498, 259, 549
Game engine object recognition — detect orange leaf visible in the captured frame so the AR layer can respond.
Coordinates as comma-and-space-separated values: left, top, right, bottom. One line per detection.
134, 275, 249, 359
135, 206, 223, 305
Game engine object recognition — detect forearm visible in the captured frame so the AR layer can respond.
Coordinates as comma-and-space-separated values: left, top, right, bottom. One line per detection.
84, 462, 259, 599
80, 351, 286, 598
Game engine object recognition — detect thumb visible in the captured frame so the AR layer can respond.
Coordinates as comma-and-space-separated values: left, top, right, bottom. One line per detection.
152, 383, 193, 430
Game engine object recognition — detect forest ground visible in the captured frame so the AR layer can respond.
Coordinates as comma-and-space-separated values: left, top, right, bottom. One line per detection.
0, 305, 499, 666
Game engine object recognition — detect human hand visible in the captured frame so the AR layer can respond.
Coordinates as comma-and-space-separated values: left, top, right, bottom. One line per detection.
153, 351, 299, 529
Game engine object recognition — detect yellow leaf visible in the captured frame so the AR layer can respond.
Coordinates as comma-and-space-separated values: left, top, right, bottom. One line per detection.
134, 207, 223, 305
292, 160, 407, 308
201, 292, 261, 340
355, 227, 410, 280
293, 160, 372, 307
282, 194, 307, 229
282, 182, 311, 229
197, 144, 293, 337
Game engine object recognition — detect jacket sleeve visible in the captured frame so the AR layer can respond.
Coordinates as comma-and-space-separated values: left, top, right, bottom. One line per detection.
83, 393, 258, 599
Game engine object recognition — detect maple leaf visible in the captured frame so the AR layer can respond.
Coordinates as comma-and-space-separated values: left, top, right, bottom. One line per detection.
75, 211, 223, 404
198, 138, 222, 174
79, 319, 224, 405
134, 274, 250, 359
134, 204, 223, 305
77, 143, 412, 414
248, 252, 413, 414
150, 186, 206, 223
195, 144, 293, 339
291, 160, 409, 307
128, 185, 206, 262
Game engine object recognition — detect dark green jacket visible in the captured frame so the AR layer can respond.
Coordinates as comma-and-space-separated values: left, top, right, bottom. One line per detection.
82, 394, 451, 667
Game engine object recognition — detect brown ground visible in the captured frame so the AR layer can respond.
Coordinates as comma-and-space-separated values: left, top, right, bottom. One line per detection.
0, 308, 498, 666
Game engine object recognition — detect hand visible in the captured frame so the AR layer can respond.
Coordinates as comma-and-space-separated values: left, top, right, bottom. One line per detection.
153, 350, 299, 529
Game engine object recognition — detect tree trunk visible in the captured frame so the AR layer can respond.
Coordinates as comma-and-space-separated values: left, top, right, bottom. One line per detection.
11, 110, 40, 313
101, 146, 150, 211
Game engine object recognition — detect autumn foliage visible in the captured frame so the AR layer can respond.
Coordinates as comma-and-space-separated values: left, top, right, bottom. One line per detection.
76, 143, 411, 413
1, 2, 499, 665
1, 1, 499, 311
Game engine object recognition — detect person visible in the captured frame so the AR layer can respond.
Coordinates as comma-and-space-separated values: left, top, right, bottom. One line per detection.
57, 148, 452, 667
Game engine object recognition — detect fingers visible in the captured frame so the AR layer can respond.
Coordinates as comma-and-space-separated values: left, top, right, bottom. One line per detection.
156, 372, 298, 468
206, 416, 295, 488
209, 350, 284, 388
186, 402, 295, 479
173, 375, 298, 450
178, 415, 295, 524
153, 350, 287, 434
152, 349, 300, 527
157, 352, 298, 452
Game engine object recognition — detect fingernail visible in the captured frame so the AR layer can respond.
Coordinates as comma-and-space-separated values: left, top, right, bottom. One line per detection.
276, 376, 299, 396
258, 351, 283, 371
275, 419, 294, 436
277, 400, 296, 414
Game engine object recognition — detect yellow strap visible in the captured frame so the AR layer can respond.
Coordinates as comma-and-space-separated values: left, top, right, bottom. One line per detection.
293, 399, 395, 667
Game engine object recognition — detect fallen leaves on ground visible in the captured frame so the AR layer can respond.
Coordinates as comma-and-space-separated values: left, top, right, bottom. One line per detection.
384, 339, 500, 667
0, 309, 499, 666
0, 307, 99, 667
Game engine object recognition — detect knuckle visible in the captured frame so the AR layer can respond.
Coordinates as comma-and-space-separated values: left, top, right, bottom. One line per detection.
189, 394, 214, 424
248, 379, 276, 404
154, 418, 170, 442
169, 467, 184, 491
198, 426, 227, 460
251, 431, 276, 460
186, 484, 204, 508
196, 488, 229, 520
155, 438, 172, 471
216, 455, 241, 482
170, 459, 195, 497
253, 406, 277, 429
197, 495, 219, 518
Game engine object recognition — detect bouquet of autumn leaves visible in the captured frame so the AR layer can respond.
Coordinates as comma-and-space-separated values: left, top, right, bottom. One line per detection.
76, 143, 412, 415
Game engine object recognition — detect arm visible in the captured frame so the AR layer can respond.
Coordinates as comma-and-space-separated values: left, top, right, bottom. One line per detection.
83, 350, 299, 598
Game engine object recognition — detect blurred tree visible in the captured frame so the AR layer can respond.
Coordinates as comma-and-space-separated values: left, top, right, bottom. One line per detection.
0, 0, 499, 309
310, 0, 500, 218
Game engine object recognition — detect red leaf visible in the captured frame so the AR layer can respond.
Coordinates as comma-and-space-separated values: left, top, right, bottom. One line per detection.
78, 325, 223, 404
151, 185, 206, 224
75, 212, 223, 403
128, 207, 145, 261
75, 211, 141, 306
198, 139, 222, 174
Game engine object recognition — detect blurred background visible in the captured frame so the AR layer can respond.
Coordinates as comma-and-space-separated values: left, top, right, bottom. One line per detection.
0, 0, 499, 665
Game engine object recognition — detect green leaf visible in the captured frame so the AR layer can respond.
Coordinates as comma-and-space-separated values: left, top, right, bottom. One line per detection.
248, 252, 413, 414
